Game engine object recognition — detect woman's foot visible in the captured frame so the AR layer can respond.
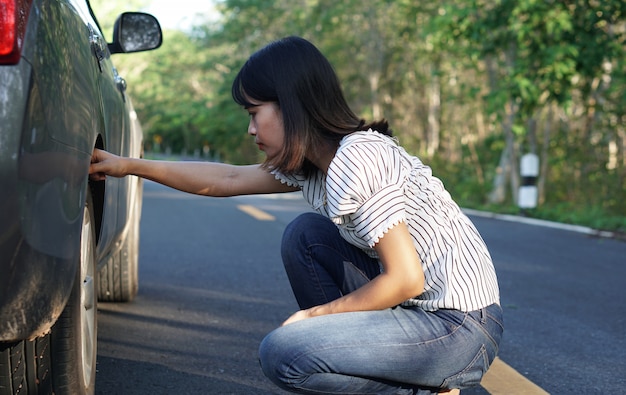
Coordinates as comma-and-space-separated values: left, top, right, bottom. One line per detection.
438, 389, 460, 395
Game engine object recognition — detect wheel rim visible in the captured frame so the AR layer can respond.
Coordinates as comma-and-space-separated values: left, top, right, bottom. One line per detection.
80, 204, 96, 388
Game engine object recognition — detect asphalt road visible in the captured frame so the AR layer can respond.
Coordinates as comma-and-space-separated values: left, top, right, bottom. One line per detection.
95, 180, 626, 394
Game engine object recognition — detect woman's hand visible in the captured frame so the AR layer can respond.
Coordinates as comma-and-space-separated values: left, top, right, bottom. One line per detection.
89, 149, 128, 180
281, 222, 424, 327
282, 308, 315, 326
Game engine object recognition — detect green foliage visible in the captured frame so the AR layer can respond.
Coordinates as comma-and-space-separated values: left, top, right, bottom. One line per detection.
431, 157, 491, 207
532, 203, 626, 234
90, 0, 625, 232
91, 0, 150, 40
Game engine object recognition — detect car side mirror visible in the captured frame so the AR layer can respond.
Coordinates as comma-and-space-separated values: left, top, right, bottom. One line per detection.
108, 12, 162, 54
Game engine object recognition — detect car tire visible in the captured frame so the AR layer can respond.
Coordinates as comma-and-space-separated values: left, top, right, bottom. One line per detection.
0, 336, 53, 394
50, 189, 98, 395
0, 192, 98, 395
98, 181, 142, 303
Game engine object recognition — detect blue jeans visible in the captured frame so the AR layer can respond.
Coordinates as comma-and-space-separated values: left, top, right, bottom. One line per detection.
259, 213, 504, 394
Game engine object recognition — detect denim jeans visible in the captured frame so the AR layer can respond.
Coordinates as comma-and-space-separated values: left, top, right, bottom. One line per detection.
259, 213, 504, 394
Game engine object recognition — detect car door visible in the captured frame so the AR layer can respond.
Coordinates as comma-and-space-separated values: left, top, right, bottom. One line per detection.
68, 0, 133, 258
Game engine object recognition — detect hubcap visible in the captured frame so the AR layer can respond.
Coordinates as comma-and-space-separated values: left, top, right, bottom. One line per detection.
80, 205, 96, 388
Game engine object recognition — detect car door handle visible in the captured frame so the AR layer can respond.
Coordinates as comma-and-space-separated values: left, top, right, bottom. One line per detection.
116, 76, 127, 92
113, 68, 127, 101
88, 24, 105, 72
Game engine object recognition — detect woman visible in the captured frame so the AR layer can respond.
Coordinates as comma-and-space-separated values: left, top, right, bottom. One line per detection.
90, 36, 503, 395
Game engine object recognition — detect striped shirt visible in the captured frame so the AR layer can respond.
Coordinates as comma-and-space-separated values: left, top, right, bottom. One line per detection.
273, 130, 500, 312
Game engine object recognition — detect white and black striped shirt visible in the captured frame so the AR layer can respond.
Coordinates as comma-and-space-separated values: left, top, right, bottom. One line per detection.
273, 130, 500, 312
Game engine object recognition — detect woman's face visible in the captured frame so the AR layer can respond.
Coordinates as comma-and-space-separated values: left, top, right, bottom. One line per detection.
246, 101, 284, 159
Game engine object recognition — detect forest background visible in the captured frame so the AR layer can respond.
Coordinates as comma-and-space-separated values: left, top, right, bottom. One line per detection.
92, 0, 626, 233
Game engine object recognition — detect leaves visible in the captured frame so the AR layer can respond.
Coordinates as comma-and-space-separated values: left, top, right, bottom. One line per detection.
90, 0, 626, 224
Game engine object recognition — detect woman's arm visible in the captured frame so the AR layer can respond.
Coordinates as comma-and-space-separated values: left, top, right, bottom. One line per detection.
282, 221, 424, 325
89, 149, 298, 197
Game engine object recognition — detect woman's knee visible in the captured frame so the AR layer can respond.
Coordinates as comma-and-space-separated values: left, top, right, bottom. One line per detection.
258, 331, 281, 385
281, 213, 333, 257
258, 327, 300, 391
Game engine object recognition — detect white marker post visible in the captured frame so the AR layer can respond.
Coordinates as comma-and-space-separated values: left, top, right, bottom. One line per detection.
518, 153, 539, 211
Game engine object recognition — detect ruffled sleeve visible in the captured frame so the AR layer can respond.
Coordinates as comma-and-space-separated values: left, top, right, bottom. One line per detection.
271, 169, 305, 188
326, 132, 407, 247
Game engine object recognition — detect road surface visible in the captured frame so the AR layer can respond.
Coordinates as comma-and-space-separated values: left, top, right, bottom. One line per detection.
95, 181, 626, 394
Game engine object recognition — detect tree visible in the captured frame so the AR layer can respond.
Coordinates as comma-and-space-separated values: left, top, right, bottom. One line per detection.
90, 0, 626, 229
438, 0, 625, 208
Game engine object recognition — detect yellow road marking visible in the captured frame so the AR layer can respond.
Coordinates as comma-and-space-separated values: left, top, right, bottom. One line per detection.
481, 358, 549, 394
238, 205, 275, 221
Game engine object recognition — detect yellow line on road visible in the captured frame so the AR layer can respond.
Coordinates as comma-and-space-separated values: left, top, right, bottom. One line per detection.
238, 205, 276, 221
481, 358, 549, 394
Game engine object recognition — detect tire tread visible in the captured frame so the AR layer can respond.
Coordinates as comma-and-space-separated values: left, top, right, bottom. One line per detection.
0, 336, 52, 395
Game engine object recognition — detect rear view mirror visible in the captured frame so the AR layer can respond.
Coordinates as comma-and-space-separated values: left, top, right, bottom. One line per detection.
109, 12, 162, 54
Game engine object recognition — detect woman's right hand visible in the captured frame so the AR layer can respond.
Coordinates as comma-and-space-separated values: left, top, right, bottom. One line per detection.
89, 149, 128, 180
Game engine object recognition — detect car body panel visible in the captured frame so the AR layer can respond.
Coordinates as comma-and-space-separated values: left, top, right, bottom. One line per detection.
0, 0, 157, 341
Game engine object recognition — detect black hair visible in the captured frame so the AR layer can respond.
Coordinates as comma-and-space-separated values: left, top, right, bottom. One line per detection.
232, 36, 390, 174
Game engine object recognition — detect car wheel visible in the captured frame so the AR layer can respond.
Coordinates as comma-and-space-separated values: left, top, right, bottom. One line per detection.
50, 190, 98, 394
98, 181, 142, 303
0, 192, 98, 395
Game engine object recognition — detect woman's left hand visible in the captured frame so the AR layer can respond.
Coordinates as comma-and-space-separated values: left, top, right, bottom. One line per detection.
282, 308, 314, 326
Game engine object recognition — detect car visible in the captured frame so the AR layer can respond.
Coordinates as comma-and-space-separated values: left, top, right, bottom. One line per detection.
0, 1, 162, 393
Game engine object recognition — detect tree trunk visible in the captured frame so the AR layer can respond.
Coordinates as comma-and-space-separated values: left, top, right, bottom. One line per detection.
489, 99, 519, 204
538, 104, 554, 205
426, 63, 441, 158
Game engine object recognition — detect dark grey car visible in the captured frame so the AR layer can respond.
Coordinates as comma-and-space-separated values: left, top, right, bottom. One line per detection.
0, 1, 161, 393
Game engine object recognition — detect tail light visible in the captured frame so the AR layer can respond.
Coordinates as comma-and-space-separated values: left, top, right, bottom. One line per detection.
0, 0, 33, 65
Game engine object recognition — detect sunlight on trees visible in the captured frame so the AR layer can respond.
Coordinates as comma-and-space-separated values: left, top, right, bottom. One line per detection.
90, 0, 626, 231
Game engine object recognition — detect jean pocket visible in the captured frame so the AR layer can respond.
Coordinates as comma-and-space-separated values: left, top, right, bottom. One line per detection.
441, 345, 489, 389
